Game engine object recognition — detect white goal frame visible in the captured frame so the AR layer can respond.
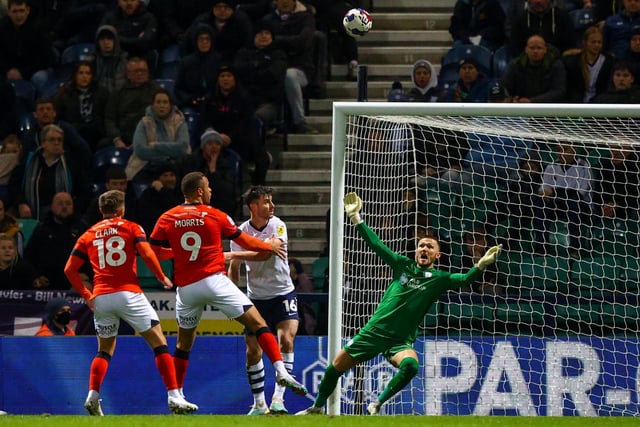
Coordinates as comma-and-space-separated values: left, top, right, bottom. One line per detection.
328, 101, 639, 416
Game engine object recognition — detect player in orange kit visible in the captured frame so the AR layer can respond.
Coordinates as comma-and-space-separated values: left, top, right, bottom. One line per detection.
149, 172, 307, 403
64, 189, 198, 416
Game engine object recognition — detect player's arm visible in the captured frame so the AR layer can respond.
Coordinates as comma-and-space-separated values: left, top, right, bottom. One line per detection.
448, 244, 502, 289
149, 239, 175, 260
232, 232, 286, 260
344, 192, 402, 265
137, 241, 174, 290
226, 250, 272, 262
64, 253, 94, 304
227, 258, 241, 284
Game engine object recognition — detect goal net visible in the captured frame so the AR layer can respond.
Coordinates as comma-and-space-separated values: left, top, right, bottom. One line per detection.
327, 102, 640, 417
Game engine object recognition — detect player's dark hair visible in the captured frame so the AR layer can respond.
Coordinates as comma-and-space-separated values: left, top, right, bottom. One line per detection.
243, 185, 273, 207
181, 171, 205, 196
99, 190, 125, 215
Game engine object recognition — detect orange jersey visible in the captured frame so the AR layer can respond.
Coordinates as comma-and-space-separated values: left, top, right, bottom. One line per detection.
150, 203, 241, 286
70, 218, 147, 296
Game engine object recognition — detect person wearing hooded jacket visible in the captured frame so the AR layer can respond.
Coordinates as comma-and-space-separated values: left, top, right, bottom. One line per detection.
174, 23, 222, 109
92, 25, 128, 94
35, 297, 76, 336
407, 59, 441, 102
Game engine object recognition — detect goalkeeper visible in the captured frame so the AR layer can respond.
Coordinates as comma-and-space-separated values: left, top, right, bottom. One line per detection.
297, 192, 501, 416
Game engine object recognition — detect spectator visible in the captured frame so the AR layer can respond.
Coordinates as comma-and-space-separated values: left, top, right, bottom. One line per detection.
623, 28, 640, 79
591, 60, 640, 102
81, 167, 138, 227
35, 297, 76, 336
147, 0, 212, 49
594, 141, 640, 220
174, 23, 222, 109
407, 59, 441, 102
53, 60, 110, 151
179, 128, 240, 217
9, 124, 91, 220
602, 0, 640, 59
414, 126, 470, 192
100, 0, 159, 58
459, 225, 500, 295
234, 19, 287, 129
43, 1, 110, 51
306, 0, 361, 80
25, 191, 88, 290
200, 65, 270, 185
92, 25, 128, 94
126, 88, 191, 185
263, 0, 318, 134
0, 232, 37, 289
20, 97, 92, 168
449, 0, 506, 52
501, 34, 567, 102
0, 0, 54, 92
289, 257, 316, 336
533, 142, 593, 256
440, 58, 491, 102
563, 26, 615, 103
136, 162, 182, 235
181, 0, 253, 63
102, 57, 162, 149
509, 0, 576, 56
0, 198, 22, 252
0, 80, 17, 140
486, 152, 543, 250
0, 134, 20, 188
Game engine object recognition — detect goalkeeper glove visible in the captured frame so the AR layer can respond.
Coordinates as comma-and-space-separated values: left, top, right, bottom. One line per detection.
343, 192, 363, 225
477, 244, 502, 271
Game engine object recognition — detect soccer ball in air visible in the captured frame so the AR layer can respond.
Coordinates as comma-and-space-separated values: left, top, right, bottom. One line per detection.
343, 8, 372, 37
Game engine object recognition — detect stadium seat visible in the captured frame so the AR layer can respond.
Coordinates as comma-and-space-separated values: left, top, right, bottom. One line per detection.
569, 9, 595, 43
495, 302, 546, 334
9, 79, 36, 118
491, 45, 510, 79
17, 218, 40, 246
40, 78, 65, 98
311, 256, 329, 290
18, 112, 36, 134
617, 256, 640, 293
442, 45, 492, 77
555, 302, 604, 335
570, 257, 619, 298
91, 147, 132, 183
157, 44, 181, 80
513, 256, 570, 295
442, 297, 495, 333
137, 256, 173, 289
154, 78, 175, 99
225, 147, 243, 198
183, 108, 201, 151
422, 301, 440, 330
437, 63, 461, 89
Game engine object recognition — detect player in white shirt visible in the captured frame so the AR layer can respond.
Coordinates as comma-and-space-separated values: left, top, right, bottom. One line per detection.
228, 186, 299, 416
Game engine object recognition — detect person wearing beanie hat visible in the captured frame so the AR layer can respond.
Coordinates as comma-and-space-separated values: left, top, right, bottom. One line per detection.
234, 18, 288, 128
137, 161, 182, 235
180, 0, 252, 62
488, 81, 509, 102
35, 297, 76, 336
440, 56, 490, 102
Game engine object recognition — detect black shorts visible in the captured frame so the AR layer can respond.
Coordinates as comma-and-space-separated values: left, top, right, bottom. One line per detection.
244, 290, 300, 335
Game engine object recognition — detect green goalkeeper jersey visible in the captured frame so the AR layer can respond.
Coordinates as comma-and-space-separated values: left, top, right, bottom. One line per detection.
356, 222, 482, 343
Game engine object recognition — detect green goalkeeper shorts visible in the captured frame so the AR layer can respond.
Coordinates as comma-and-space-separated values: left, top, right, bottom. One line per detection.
344, 326, 414, 363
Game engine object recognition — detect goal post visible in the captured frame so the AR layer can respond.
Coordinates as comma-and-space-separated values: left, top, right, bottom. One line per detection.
328, 102, 640, 416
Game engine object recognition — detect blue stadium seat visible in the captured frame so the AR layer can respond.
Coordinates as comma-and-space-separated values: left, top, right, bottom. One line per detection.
442, 45, 492, 77
40, 78, 65, 98
569, 9, 595, 46
137, 256, 173, 289
183, 108, 201, 151
225, 147, 243, 197
491, 45, 511, 79
437, 63, 461, 90
18, 113, 36, 134
61, 43, 95, 65
17, 218, 40, 246
91, 147, 132, 183
154, 78, 175, 99
157, 44, 181, 79
9, 79, 36, 118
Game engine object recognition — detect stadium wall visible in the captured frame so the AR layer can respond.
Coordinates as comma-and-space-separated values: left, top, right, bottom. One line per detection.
0, 335, 638, 416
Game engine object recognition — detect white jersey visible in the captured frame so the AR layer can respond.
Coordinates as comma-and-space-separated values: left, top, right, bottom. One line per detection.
230, 215, 295, 300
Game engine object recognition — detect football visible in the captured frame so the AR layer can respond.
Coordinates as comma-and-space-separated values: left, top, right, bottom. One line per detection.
343, 8, 372, 37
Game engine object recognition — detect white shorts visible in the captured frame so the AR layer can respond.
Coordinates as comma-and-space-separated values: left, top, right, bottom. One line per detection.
176, 273, 253, 329
93, 291, 160, 338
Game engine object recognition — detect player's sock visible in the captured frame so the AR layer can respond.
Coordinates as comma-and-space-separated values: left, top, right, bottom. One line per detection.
247, 360, 267, 406
377, 358, 419, 404
154, 345, 178, 390
255, 327, 282, 363
89, 351, 111, 392
313, 363, 343, 408
273, 352, 293, 400
173, 348, 190, 389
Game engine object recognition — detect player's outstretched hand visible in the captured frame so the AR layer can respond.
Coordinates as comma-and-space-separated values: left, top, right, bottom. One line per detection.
270, 237, 287, 261
344, 192, 363, 225
477, 244, 502, 271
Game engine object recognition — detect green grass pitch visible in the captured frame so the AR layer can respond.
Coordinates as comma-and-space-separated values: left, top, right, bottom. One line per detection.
0, 415, 637, 427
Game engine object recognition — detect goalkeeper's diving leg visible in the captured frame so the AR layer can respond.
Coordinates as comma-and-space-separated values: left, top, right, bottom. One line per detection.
367, 351, 419, 415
